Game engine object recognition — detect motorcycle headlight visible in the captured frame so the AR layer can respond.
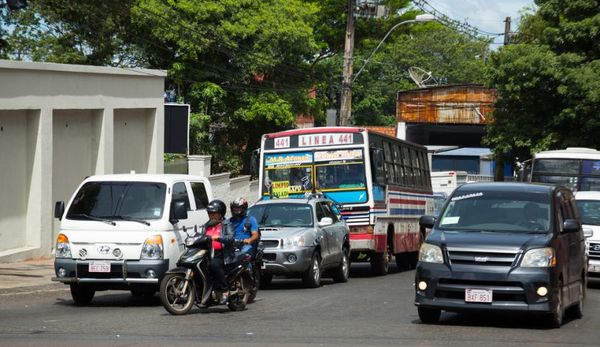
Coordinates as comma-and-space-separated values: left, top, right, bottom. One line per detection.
283, 235, 305, 248
419, 243, 443, 264
141, 235, 163, 260
521, 247, 555, 267
55, 233, 72, 258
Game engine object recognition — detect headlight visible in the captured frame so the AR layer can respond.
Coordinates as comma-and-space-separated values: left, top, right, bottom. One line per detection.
141, 235, 163, 260
283, 235, 305, 248
521, 247, 555, 267
55, 233, 72, 258
419, 243, 443, 264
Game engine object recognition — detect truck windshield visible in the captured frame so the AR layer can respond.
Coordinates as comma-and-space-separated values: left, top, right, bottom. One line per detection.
438, 191, 551, 233
576, 199, 600, 226
66, 182, 167, 221
249, 203, 313, 227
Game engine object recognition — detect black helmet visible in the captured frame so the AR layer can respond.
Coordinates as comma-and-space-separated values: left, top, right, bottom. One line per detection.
207, 199, 227, 218
230, 197, 248, 218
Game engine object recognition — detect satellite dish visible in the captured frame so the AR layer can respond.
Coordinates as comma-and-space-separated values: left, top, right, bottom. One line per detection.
408, 66, 438, 88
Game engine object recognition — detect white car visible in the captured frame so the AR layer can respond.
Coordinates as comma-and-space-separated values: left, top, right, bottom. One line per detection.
575, 191, 600, 276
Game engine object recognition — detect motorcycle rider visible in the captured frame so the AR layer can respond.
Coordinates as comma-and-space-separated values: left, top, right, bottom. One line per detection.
205, 199, 235, 304
229, 197, 259, 258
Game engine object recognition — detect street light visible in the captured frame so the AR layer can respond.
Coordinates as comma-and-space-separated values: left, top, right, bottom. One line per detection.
338, 13, 435, 126
353, 14, 435, 83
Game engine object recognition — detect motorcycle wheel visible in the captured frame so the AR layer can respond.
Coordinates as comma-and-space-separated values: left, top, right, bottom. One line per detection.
160, 273, 195, 315
227, 276, 250, 311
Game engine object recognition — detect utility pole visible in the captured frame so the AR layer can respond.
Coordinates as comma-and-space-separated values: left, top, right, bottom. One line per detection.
495, 16, 512, 182
339, 0, 355, 126
503, 17, 511, 45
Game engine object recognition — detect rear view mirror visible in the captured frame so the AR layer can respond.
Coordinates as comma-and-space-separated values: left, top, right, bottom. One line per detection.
170, 201, 188, 224
318, 217, 333, 227
583, 227, 593, 238
54, 201, 65, 220
419, 215, 436, 229
563, 219, 581, 233
250, 148, 260, 178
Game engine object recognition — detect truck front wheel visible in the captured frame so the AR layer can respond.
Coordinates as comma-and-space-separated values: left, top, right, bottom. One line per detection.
70, 283, 95, 306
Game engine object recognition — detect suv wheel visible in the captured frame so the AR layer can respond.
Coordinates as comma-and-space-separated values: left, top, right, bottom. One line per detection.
303, 253, 321, 288
418, 307, 441, 324
332, 247, 350, 283
570, 278, 585, 319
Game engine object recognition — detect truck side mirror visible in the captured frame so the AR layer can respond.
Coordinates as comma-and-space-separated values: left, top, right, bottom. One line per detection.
54, 201, 65, 220
170, 201, 188, 224
250, 148, 260, 178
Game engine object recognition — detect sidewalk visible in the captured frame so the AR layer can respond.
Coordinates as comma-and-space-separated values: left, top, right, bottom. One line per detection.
0, 257, 56, 290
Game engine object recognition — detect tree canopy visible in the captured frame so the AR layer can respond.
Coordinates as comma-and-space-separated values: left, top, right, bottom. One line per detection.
484, 0, 600, 164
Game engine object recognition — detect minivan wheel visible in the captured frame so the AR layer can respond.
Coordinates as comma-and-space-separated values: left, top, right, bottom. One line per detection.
547, 284, 564, 328
332, 247, 350, 283
570, 279, 585, 319
418, 307, 441, 324
70, 283, 95, 306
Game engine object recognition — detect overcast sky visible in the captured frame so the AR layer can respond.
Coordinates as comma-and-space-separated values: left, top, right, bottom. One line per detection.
421, 0, 536, 47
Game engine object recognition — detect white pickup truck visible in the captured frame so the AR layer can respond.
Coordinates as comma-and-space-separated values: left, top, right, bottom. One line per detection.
52, 174, 212, 305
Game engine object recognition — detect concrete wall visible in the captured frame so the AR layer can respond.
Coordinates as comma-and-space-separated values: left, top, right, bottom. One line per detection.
0, 60, 166, 262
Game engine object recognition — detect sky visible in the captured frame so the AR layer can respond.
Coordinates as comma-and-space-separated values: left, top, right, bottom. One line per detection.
419, 0, 536, 47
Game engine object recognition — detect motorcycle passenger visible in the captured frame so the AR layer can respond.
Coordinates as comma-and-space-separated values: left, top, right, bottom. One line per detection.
205, 199, 235, 304
229, 197, 259, 258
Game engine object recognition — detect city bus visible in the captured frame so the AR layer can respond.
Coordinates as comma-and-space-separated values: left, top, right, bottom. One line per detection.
253, 126, 434, 275
524, 147, 600, 192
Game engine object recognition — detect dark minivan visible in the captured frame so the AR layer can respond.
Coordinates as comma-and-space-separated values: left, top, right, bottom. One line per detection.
415, 183, 587, 328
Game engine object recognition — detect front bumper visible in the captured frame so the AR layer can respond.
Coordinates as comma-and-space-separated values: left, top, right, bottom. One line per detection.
261, 246, 315, 275
414, 262, 557, 314
52, 258, 169, 285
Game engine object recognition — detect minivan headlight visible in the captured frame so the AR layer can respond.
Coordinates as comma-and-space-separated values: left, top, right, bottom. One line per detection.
521, 247, 555, 267
141, 235, 163, 260
419, 243, 443, 264
55, 233, 72, 258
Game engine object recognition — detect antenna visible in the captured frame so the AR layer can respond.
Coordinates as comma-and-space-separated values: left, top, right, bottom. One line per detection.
408, 66, 438, 88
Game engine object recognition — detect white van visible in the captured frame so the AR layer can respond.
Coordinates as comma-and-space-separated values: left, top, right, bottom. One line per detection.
52, 174, 213, 305
574, 191, 600, 277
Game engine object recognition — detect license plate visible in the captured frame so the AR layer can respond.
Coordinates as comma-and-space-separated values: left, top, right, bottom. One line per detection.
89, 261, 111, 273
465, 288, 492, 303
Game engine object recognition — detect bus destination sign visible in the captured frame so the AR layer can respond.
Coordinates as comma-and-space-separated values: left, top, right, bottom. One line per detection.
299, 133, 353, 147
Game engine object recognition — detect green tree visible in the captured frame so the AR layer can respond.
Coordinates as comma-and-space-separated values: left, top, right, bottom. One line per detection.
484, 1, 600, 165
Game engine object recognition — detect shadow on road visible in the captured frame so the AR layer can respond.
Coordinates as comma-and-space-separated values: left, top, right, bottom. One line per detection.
54, 292, 162, 307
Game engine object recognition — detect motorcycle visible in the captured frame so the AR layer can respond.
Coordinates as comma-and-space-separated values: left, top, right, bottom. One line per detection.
159, 226, 254, 315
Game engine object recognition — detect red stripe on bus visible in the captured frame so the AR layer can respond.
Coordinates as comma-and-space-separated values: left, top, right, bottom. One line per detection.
389, 198, 426, 205
350, 233, 373, 240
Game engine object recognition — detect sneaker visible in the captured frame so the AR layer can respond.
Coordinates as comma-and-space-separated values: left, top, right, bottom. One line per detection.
218, 291, 229, 305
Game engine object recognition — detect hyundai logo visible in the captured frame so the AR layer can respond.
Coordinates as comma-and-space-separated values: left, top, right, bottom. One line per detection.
593, 245, 600, 252
474, 256, 488, 262
97, 245, 111, 254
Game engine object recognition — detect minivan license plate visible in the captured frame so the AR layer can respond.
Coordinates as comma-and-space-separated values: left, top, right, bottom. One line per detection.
465, 288, 492, 303
89, 261, 111, 273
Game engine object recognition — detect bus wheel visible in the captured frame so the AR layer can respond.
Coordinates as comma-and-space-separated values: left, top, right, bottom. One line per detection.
370, 252, 389, 276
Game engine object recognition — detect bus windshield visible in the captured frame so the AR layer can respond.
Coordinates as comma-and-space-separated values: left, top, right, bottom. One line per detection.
316, 162, 365, 189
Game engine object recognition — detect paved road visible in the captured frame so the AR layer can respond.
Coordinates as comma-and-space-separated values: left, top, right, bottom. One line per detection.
1, 264, 600, 347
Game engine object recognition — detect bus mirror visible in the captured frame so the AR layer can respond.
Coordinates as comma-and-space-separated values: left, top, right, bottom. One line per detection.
250, 149, 260, 178
372, 148, 384, 167
371, 148, 385, 184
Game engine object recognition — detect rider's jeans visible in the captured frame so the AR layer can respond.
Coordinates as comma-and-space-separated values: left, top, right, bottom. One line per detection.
209, 253, 227, 291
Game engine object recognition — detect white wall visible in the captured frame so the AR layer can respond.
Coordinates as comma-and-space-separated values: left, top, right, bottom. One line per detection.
0, 60, 166, 262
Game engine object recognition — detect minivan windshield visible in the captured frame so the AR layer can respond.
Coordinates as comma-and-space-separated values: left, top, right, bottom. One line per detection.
438, 190, 551, 233
576, 199, 600, 226
66, 181, 167, 221
249, 203, 313, 227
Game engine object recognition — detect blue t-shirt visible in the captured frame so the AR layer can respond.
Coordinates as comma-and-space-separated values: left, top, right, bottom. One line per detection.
230, 215, 259, 242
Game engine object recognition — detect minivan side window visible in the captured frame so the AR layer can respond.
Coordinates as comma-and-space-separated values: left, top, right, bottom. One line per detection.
190, 182, 209, 210
172, 182, 191, 211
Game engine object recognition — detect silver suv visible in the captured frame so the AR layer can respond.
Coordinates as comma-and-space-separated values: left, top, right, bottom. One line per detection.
248, 196, 350, 288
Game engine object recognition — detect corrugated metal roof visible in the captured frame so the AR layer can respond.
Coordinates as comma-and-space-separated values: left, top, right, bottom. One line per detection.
364, 126, 396, 138
434, 147, 492, 158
